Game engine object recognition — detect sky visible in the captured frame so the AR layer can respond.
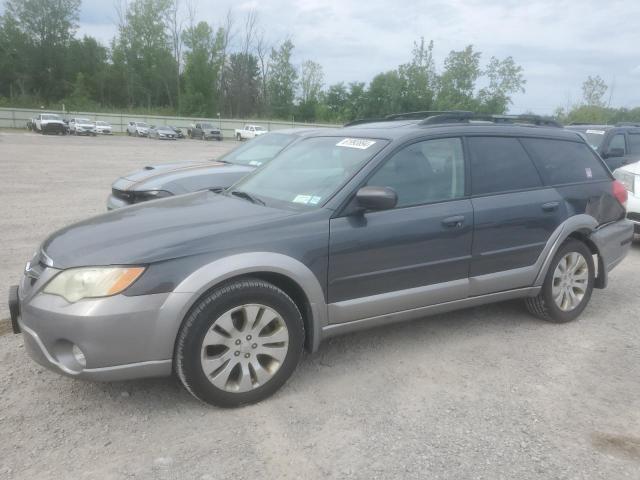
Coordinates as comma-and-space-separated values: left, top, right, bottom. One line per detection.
72, 0, 640, 114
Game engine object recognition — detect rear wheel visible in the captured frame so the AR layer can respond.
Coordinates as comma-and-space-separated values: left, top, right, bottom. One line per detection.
201, 132, 206, 140
525, 239, 594, 323
175, 278, 304, 408
236, 133, 241, 141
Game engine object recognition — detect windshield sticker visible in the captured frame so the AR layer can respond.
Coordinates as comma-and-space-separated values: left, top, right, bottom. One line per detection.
586, 129, 605, 135
249, 160, 262, 166
336, 138, 377, 149
293, 194, 312, 204
586, 167, 593, 178
309, 196, 322, 205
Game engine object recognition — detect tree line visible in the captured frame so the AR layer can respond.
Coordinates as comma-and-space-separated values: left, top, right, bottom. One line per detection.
1, 0, 637, 125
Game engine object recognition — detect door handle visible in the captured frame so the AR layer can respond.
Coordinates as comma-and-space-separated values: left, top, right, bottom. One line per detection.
442, 215, 465, 228
541, 201, 560, 212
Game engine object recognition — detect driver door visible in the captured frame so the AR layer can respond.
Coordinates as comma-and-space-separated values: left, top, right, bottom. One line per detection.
327, 137, 473, 324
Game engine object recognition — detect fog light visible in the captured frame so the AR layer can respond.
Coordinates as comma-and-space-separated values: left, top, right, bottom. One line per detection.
72, 344, 86, 368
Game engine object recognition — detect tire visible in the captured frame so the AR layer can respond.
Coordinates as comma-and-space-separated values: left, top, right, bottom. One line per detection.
525, 239, 594, 323
201, 132, 206, 141
236, 133, 241, 141
175, 278, 305, 408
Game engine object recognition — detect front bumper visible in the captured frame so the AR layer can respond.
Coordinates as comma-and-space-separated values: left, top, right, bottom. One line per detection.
626, 192, 640, 233
12, 281, 176, 381
205, 132, 223, 140
106, 194, 130, 210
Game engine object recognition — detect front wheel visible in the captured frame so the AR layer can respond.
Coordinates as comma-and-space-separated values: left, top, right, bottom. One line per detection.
175, 278, 304, 408
201, 132, 206, 141
236, 133, 241, 141
525, 239, 594, 323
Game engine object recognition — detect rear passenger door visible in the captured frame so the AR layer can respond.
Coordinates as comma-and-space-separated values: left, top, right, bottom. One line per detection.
467, 136, 565, 295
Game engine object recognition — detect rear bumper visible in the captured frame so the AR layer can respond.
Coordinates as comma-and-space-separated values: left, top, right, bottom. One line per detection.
591, 218, 634, 280
106, 194, 130, 210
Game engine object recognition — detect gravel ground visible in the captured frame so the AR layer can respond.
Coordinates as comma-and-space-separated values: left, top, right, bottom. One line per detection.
1, 130, 639, 479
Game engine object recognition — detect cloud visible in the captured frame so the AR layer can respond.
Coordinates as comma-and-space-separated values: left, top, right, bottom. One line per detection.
76, 0, 640, 113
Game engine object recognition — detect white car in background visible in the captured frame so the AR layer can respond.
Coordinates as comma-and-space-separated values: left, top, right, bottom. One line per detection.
34, 113, 66, 135
127, 121, 150, 137
613, 162, 640, 234
69, 117, 97, 136
234, 124, 267, 141
95, 121, 113, 135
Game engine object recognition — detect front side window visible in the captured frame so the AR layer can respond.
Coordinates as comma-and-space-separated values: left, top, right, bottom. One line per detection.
609, 134, 626, 153
231, 136, 386, 208
627, 133, 640, 154
469, 136, 542, 195
366, 138, 465, 207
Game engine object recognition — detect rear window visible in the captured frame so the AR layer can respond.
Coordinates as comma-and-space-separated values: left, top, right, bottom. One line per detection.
468, 137, 542, 195
521, 138, 609, 185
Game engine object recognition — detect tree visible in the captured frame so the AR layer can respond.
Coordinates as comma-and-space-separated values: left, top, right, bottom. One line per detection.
435, 45, 481, 110
582, 75, 608, 107
477, 56, 526, 113
365, 70, 406, 117
268, 39, 297, 118
223, 52, 260, 118
297, 60, 324, 121
398, 37, 436, 112
2, 0, 81, 100
181, 21, 224, 116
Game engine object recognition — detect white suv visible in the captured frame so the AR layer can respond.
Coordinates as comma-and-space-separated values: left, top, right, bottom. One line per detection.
127, 121, 150, 137
613, 163, 640, 234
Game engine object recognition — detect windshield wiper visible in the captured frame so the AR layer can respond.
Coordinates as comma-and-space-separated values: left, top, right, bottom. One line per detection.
230, 190, 265, 205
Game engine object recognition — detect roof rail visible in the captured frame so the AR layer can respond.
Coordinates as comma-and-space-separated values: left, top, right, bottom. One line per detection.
343, 110, 473, 127
419, 112, 562, 128
615, 122, 640, 127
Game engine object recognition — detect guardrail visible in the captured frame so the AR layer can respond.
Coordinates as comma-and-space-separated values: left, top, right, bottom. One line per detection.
0, 107, 339, 136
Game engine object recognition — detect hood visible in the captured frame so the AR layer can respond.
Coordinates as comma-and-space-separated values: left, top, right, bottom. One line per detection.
76, 121, 94, 127
43, 191, 295, 268
42, 118, 64, 125
116, 160, 255, 193
618, 160, 640, 175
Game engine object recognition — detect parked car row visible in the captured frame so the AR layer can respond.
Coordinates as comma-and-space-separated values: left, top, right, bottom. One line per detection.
26, 113, 113, 135
9, 111, 634, 408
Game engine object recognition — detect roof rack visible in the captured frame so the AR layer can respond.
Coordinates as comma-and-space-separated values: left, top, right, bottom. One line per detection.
343, 110, 473, 127
615, 122, 640, 127
419, 112, 562, 128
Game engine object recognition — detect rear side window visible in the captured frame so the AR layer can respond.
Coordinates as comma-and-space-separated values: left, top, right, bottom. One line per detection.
628, 133, 640, 154
468, 137, 542, 195
521, 138, 609, 185
609, 134, 626, 153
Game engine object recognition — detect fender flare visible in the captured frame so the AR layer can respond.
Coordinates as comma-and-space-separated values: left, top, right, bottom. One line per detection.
165, 252, 328, 352
533, 214, 600, 287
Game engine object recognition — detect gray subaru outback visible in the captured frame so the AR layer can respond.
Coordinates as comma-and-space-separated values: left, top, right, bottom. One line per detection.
9, 113, 633, 407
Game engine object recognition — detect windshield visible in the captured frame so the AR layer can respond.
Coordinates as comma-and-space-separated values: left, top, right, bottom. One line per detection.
219, 132, 295, 167
230, 136, 386, 208
136, 122, 149, 128
254, 126, 265, 131
76, 118, 91, 123
201, 123, 214, 129
568, 127, 607, 149
96, 121, 109, 126
42, 114, 61, 120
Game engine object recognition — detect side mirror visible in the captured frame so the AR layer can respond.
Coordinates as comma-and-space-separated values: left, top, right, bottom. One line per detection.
355, 186, 397, 212
606, 147, 625, 158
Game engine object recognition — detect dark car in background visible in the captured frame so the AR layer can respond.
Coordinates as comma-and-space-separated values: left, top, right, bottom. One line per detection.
107, 129, 319, 209
566, 124, 640, 171
169, 126, 184, 138
11, 113, 632, 407
188, 122, 223, 140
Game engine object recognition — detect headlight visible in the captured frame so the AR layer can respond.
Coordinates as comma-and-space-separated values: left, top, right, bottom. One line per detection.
44, 267, 145, 303
133, 190, 173, 202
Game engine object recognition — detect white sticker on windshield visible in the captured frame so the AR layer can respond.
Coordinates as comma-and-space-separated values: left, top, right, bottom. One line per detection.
249, 160, 262, 166
293, 194, 312, 204
586, 167, 593, 178
309, 196, 322, 205
586, 129, 605, 135
336, 138, 377, 149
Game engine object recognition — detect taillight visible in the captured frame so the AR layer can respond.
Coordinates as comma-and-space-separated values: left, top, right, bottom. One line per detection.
612, 180, 628, 209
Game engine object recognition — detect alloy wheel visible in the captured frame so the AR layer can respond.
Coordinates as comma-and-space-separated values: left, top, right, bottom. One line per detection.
552, 252, 589, 311
200, 304, 289, 393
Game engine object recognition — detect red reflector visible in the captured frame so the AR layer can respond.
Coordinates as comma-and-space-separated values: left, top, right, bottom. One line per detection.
612, 180, 628, 208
